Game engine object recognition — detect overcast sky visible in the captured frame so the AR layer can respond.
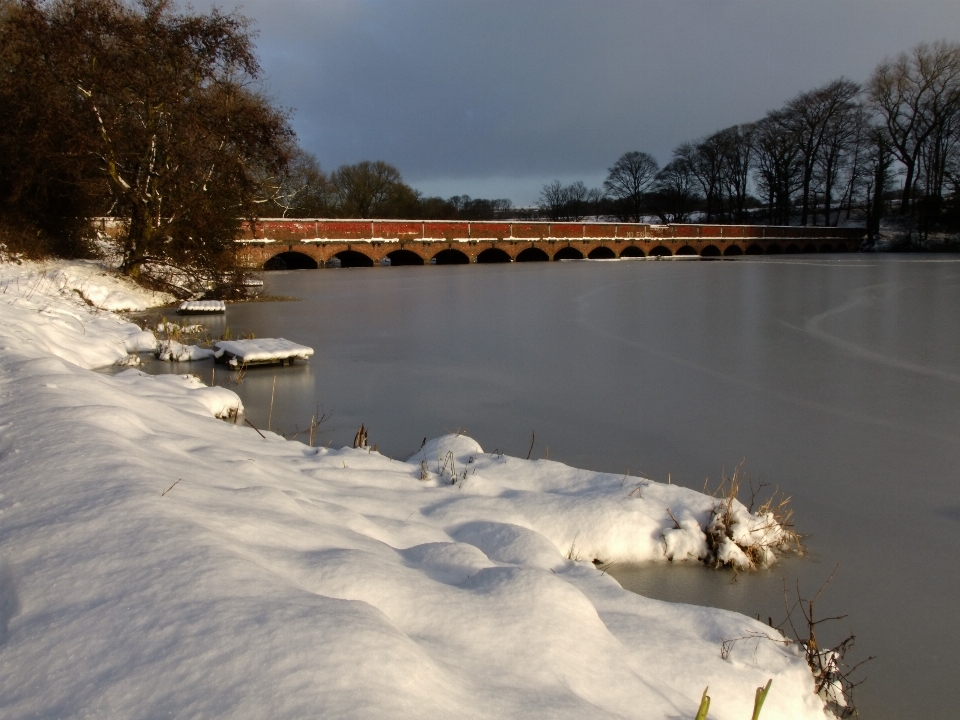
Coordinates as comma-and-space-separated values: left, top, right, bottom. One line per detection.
211, 0, 960, 205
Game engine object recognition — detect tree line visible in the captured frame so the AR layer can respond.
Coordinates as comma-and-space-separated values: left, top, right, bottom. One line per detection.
268, 155, 515, 222
541, 42, 960, 243
281, 39, 960, 244
2, 0, 958, 293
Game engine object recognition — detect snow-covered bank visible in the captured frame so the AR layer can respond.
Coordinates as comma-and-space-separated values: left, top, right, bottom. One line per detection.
0, 261, 829, 719
0, 260, 168, 367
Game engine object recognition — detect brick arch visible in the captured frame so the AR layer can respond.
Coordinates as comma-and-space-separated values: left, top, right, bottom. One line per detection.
334, 249, 375, 268
386, 249, 425, 266
516, 247, 549, 262
477, 247, 512, 263
554, 246, 584, 260
432, 248, 470, 264
587, 245, 616, 259
263, 250, 319, 270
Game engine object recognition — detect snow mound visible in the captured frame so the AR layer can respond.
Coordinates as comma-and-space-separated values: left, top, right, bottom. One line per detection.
405, 435, 792, 569
408, 433, 484, 466
0, 261, 160, 368
112, 369, 242, 419
125, 329, 158, 353
156, 339, 217, 362
54, 261, 172, 310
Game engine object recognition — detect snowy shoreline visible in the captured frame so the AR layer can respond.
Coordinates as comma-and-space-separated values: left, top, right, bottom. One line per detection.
0, 260, 831, 718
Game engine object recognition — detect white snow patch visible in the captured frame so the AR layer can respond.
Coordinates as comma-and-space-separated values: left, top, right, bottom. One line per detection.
112, 369, 242, 418
157, 321, 203, 333
155, 339, 217, 362
0, 261, 164, 368
49, 260, 171, 310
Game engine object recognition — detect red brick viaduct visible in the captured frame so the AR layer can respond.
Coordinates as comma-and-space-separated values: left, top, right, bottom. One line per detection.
235, 219, 865, 269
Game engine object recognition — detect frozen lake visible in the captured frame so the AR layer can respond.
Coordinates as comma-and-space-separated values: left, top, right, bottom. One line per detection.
148, 256, 960, 719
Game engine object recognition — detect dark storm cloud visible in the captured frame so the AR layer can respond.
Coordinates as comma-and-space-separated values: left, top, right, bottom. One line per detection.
209, 0, 960, 203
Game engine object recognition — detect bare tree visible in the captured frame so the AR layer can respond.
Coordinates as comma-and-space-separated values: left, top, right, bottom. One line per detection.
832, 108, 873, 225
716, 124, 756, 222
564, 181, 603, 220
816, 100, 868, 226
753, 111, 804, 225
538, 180, 601, 221
603, 151, 658, 222
674, 139, 724, 222
868, 41, 960, 215
538, 180, 567, 220
864, 127, 894, 243
651, 159, 699, 223
782, 79, 862, 225
944, 131, 960, 205
329, 160, 407, 218
267, 150, 331, 218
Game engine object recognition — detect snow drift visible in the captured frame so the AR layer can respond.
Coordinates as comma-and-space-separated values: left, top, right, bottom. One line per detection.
0, 261, 830, 719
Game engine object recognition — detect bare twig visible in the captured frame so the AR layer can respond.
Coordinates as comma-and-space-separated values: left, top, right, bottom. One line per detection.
244, 418, 265, 438
777, 567, 874, 716
666, 508, 681, 529
161, 478, 182, 496
526, 429, 535, 460
307, 405, 332, 447
267, 375, 276, 431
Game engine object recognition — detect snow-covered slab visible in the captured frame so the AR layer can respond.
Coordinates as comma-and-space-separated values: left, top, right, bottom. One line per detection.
177, 300, 225, 314
214, 338, 313, 367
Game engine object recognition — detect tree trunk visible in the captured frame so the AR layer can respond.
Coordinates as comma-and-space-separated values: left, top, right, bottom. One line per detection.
900, 160, 915, 214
